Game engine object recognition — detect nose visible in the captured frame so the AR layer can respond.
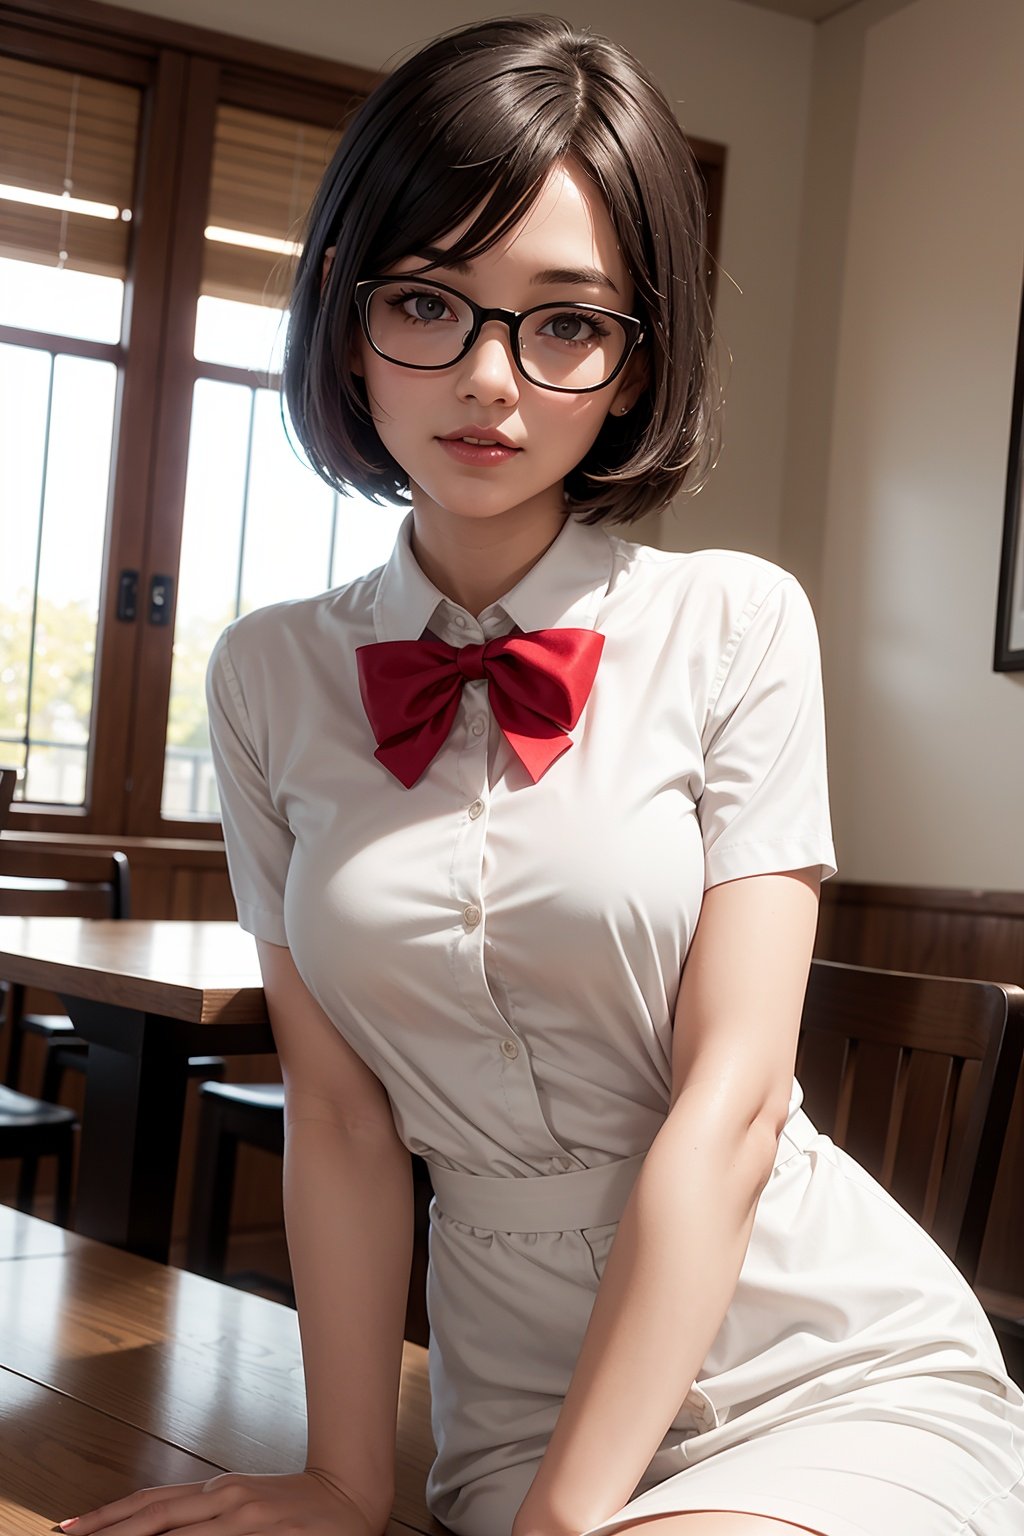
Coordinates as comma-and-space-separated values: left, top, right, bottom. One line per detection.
454, 319, 520, 407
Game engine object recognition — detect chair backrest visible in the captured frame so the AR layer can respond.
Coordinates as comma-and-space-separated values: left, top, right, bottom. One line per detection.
0, 846, 131, 920
0, 769, 16, 832
796, 958, 1024, 1285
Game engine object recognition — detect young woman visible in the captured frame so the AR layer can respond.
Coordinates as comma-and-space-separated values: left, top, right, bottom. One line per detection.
62, 15, 1023, 1536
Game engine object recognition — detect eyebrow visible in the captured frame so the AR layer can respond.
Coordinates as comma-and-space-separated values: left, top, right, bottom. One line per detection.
412, 247, 621, 297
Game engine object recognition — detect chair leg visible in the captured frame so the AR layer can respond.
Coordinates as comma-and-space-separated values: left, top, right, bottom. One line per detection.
16, 1147, 39, 1215
3, 983, 26, 1090
40, 1043, 68, 1104
186, 1097, 238, 1280
15, 1131, 76, 1225
54, 1131, 74, 1228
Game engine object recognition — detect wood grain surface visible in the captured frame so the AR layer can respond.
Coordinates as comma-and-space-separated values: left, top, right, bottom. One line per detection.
0, 1204, 447, 1536
0, 1368, 223, 1536
0, 919, 267, 1025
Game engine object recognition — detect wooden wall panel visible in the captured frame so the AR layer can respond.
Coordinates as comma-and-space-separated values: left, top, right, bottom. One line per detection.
817, 884, 1024, 986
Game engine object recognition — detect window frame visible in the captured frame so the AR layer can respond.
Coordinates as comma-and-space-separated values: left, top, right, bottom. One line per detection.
1, 0, 377, 836
0, 0, 723, 839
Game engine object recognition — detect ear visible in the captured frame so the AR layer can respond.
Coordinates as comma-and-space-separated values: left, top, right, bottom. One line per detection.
349, 332, 365, 379
609, 349, 649, 418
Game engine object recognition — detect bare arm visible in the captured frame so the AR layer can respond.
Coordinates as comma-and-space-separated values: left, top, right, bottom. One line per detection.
64, 941, 413, 1536
512, 869, 822, 1536
256, 938, 414, 1536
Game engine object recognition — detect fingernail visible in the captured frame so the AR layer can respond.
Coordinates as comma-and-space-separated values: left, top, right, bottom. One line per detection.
59, 1521, 79, 1530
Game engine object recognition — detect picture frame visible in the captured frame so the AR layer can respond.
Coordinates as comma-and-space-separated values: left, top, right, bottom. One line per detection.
995, 266, 1024, 671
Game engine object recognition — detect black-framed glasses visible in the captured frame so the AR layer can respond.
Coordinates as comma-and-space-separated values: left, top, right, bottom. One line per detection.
354, 275, 645, 393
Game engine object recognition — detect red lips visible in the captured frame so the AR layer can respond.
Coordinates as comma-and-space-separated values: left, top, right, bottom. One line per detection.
438, 424, 521, 450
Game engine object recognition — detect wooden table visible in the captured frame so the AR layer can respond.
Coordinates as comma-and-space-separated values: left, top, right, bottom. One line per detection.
0, 1201, 445, 1536
0, 918, 275, 1263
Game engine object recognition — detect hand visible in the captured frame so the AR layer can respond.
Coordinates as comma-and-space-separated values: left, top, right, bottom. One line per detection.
57, 1468, 381, 1535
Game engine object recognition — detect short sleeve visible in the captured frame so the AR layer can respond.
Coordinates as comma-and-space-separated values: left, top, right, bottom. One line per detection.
206, 626, 293, 944
697, 575, 838, 890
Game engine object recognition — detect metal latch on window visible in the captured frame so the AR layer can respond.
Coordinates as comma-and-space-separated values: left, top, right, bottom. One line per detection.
117, 569, 138, 622
148, 574, 175, 626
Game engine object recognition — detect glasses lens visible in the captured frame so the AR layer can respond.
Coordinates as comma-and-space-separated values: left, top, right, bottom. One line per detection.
518, 305, 629, 389
365, 282, 475, 368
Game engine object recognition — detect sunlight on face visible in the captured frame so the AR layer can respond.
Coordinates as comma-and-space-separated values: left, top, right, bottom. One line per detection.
352, 158, 644, 536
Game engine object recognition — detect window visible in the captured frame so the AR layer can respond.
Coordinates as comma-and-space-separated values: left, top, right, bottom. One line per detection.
0, 55, 138, 806
0, 0, 724, 837
0, 6, 383, 835
163, 102, 405, 820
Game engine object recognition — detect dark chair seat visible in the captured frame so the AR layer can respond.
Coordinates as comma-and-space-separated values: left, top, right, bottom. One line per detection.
0, 1083, 76, 1225
186, 1080, 287, 1295
17, 1013, 76, 1039
195, 1080, 285, 1122
186, 1080, 434, 1339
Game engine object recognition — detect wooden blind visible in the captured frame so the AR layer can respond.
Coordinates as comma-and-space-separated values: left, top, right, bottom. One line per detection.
0, 54, 139, 277
202, 102, 348, 308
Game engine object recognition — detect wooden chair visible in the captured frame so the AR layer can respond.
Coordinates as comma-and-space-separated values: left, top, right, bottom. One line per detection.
0, 845, 225, 1094
0, 845, 226, 1217
0, 1083, 77, 1224
0, 846, 133, 1096
0, 847, 128, 1221
797, 957, 1024, 1372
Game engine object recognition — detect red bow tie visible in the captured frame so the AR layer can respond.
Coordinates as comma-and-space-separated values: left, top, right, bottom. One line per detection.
356, 628, 604, 788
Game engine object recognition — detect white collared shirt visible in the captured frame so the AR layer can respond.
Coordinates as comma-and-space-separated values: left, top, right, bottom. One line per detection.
206, 511, 836, 1173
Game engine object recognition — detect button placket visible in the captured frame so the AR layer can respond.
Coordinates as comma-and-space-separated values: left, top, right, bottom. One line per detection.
449, 670, 492, 1044
446, 630, 533, 1097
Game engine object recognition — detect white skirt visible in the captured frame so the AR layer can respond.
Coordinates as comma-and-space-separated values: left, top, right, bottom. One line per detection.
423, 1110, 1024, 1536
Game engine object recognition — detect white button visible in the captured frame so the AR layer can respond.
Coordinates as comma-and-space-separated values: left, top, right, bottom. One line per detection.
454, 615, 468, 628
471, 718, 486, 737
462, 904, 481, 928
500, 1039, 519, 1059
468, 799, 484, 820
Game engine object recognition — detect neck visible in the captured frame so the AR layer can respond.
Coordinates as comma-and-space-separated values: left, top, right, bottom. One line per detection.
410, 496, 567, 617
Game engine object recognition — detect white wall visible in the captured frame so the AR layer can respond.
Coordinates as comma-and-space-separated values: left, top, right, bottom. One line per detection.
805, 0, 1024, 890
778, 0, 912, 594
113, 0, 815, 564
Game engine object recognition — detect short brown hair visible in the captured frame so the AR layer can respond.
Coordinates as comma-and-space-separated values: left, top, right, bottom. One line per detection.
282, 14, 719, 526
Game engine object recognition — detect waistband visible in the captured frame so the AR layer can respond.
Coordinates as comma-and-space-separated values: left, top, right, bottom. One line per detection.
426, 1151, 647, 1232
425, 1109, 821, 1234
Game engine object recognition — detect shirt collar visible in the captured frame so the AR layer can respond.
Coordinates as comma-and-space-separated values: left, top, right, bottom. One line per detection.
372, 510, 614, 643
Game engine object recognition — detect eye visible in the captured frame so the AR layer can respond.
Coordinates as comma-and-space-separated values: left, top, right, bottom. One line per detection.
536, 309, 612, 345
386, 287, 456, 324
